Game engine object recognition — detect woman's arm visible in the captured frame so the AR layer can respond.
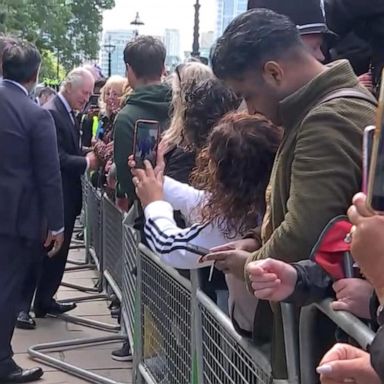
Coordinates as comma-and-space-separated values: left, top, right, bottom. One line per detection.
144, 200, 213, 270
163, 176, 206, 219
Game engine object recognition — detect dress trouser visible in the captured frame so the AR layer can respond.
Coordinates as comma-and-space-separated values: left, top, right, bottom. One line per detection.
18, 247, 45, 313
34, 214, 76, 310
0, 235, 33, 376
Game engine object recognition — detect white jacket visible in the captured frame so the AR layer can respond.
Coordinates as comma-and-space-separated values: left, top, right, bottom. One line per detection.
144, 176, 258, 333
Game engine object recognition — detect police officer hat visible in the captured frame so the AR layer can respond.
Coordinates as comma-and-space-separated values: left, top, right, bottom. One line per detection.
247, 0, 336, 39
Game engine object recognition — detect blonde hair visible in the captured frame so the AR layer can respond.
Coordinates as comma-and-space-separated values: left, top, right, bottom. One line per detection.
162, 62, 214, 147
99, 75, 130, 115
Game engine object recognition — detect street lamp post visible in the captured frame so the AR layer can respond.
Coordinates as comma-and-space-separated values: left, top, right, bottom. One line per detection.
130, 12, 144, 38
56, 48, 60, 80
192, 0, 201, 58
103, 36, 116, 77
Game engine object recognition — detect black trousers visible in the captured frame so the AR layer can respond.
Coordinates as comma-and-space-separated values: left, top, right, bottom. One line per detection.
18, 247, 45, 313
34, 214, 76, 309
0, 235, 34, 376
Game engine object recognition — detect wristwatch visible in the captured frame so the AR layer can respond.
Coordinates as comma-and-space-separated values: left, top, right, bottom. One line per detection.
376, 304, 384, 326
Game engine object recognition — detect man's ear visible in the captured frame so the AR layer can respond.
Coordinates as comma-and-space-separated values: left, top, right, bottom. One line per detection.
262, 61, 284, 87
27, 67, 40, 86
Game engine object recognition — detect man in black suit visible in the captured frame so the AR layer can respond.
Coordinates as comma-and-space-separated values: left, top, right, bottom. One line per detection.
33, 68, 99, 317
0, 40, 64, 382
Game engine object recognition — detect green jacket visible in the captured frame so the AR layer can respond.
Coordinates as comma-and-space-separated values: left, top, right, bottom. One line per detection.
114, 84, 171, 199
246, 60, 377, 379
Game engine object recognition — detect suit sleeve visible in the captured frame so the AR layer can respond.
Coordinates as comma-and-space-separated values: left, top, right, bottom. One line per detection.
31, 108, 64, 232
114, 112, 135, 199
245, 103, 367, 287
51, 110, 87, 176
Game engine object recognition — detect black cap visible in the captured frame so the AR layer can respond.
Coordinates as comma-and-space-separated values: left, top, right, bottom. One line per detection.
247, 0, 336, 38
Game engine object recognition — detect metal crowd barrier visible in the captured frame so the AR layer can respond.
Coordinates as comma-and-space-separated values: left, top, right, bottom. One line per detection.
121, 205, 140, 349
29, 186, 128, 384
88, 184, 104, 272
103, 195, 124, 301
134, 245, 194, 384
196, 291, 272, 384
133, 245, 273, 384
299, 298, 376, 384
30, 178, 379, 384
61, 183, 105, 297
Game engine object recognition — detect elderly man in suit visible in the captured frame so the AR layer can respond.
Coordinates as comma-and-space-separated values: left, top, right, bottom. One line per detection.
0, 40, 64, 382
33, 68, 99, 318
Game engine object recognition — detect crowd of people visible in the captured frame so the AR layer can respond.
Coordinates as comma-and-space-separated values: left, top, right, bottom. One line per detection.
0, 0, 384, 383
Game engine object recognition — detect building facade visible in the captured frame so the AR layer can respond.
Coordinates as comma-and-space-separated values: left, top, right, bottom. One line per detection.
164, 28, 181, 72
216, 0, 247, 39
99, 29, 136, 77
200, 30, 215, 62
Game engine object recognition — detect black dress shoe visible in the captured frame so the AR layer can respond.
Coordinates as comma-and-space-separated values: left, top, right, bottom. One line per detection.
0, 366, 43, 383
16, 312, 36, 330
34, 302, 77, 318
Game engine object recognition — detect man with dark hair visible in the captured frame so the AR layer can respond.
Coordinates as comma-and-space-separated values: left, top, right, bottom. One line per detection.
36, 86, 56, 106
112, 35, 171, 361
0, 35, 16, 79
208, 9, 376, 381
0, 40, 64, 382
114, 35, 171, 207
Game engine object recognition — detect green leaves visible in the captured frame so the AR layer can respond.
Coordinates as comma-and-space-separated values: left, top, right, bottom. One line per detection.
1, 0, 115, 75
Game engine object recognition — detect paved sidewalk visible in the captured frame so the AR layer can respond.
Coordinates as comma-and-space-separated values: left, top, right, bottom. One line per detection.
13, 247, 132, 384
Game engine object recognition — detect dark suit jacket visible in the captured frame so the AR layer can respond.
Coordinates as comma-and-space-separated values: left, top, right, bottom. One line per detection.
0, 81, 64, 241
45, 95, 87, 220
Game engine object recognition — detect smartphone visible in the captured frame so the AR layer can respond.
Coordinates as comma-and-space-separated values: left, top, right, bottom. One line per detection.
89, 94, 100, 108
367, 71, 384, 213
186, 243, 210, 257
362, 126, 375, 193
132, 120, 161, 169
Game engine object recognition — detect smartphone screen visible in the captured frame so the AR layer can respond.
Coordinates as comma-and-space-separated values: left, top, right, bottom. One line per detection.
132, 120, 161, 168
367, 73, 384, 212
362, 126, 375, 193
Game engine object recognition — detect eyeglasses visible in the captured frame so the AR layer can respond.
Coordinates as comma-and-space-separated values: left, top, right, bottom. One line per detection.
175, 64, 185, 84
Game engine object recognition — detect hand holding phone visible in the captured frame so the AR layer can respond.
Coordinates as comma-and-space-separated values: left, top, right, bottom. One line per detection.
131, 160, 164, 207
132, 120, 161, 169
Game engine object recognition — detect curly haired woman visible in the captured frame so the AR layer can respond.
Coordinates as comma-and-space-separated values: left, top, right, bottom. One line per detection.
131, 111, 281, 333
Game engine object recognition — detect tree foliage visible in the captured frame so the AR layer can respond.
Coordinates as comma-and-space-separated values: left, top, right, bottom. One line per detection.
0, 0, 115, 75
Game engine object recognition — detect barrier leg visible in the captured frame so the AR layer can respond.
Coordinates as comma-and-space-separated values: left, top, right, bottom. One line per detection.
299, 305, 319, 384
280, 303, 300, 384
28, 335, 127, 384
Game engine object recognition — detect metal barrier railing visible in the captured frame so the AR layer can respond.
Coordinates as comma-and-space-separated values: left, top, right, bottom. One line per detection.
30, 178, 379, 384
135, 245, 194, 384
88, 185, 104, 272
134, 245, 274, 384
197, 291, 272, 384
121, 207, 140, 349
103, 195, 124, 301
299, 298, 376, 384
60, 182, 104, 296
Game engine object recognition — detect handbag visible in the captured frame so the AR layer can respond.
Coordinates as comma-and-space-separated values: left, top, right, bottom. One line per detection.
309, 215, 355, 280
